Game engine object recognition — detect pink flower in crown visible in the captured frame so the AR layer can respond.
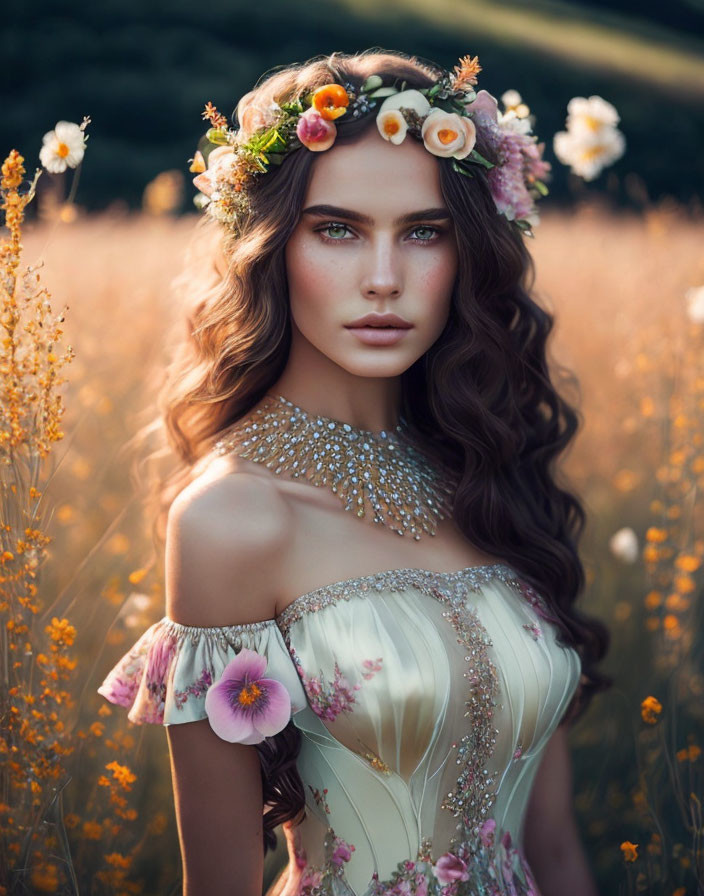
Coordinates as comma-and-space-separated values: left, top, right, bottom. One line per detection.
465, 89, 500, 124
432, 852, 470, 884
296, 108, 337, 152
204, 647, 291, 744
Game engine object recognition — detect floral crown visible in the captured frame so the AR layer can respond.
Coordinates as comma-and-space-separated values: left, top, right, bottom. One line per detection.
190, 54, 551, 238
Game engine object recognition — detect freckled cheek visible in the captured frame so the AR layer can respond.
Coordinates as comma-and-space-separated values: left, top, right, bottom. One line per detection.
286, 245, 343, 328
414, 253, 456, 332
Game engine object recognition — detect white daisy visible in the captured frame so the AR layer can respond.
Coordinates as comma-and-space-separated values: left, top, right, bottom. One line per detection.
685, 285, 704, 324
39, 121, 86, 173
566, 95, 621, 137
609, 527, 639, 564
553, 126, 625, 181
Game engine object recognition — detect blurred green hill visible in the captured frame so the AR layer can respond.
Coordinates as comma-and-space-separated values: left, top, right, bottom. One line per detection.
2, 0, 703, 212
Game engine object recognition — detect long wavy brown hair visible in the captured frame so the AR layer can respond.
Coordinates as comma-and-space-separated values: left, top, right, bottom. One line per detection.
129, 48, 611, 856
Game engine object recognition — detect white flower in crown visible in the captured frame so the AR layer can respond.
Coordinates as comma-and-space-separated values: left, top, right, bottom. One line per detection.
422, 109, 476, 160
39, 121, 87, 173
501, 89, 531, 120
377, 89, 431, 118
376, 109, 408, 144
498, 108, 533, 137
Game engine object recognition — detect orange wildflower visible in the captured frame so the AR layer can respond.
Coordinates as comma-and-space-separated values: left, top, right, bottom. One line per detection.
82, 820, 103, 840
1, 149, 24, 190
311, 84, 349, 121
202, 102, 228, 129
105, 760, 136, 790
676, 744, 701, 762
620, 841, 639, 862
641, 695, 662, 724
45, 616, 76, 646
451, 54, 482, 89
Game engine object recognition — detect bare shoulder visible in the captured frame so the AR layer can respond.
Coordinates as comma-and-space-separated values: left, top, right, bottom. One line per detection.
165, 454, 294, 627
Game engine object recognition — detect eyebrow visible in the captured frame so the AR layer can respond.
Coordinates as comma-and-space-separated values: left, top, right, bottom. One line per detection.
301, 204, 452, 226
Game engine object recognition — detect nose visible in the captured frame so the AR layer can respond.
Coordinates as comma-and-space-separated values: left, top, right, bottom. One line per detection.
360, 235, 402, 299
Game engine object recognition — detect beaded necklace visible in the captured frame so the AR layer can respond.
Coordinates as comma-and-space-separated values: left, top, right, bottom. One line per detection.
211, 393, 458, 540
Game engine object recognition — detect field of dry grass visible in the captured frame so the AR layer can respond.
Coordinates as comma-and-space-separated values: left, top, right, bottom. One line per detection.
9, 201, 704, 892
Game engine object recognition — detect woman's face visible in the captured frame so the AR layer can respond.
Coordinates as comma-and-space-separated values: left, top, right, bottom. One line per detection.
284, 126, 458, 380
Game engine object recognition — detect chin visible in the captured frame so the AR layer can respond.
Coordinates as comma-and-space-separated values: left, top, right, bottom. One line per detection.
333, 352, 420, 378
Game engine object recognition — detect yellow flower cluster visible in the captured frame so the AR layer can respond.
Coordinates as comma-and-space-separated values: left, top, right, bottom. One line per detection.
640, 695, 663, 724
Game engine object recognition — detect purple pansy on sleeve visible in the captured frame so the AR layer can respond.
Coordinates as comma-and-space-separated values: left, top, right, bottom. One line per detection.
204, 646, 291, 744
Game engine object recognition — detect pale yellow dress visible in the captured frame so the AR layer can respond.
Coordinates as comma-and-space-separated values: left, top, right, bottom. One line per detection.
99, 561, 581, 895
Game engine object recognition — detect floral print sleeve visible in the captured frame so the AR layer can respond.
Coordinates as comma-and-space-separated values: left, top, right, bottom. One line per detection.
97, 616, 307, 727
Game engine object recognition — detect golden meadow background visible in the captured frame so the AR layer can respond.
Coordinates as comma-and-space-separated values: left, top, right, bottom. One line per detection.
2, 0, 704, 893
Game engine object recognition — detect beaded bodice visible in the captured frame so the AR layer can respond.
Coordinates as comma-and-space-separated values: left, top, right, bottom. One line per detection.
99, 562, 581, 895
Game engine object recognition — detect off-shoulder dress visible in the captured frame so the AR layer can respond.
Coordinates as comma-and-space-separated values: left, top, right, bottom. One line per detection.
98, 561, 581, 896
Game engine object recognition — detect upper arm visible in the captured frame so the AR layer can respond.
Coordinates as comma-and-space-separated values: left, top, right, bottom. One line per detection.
164, 470, 292, 895
165, 468, 293, 626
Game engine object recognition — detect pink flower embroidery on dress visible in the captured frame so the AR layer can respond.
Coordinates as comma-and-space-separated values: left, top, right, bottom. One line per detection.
204, 646, 291, 744
173, 667, 213, 709
432, 852, 470, 884
522, 622, 542, 641
290, 650, 384, 722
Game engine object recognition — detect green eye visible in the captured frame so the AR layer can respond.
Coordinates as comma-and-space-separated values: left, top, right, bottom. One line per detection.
320, 222, 350, 240
413, 226, 439, 241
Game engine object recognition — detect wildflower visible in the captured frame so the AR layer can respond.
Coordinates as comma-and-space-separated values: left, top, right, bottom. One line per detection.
202, 101, 228, 129
553, 124, 625, 182
685, 286, 704, 324
45, 616, 76, 647
451, 54, 482, 90
620, 841, 639, 862
105, 760, 137, 790
641, 695, 662, 724
39, 121, 86, 173
1, 149, 24, 190
296, 109, 337, 152
311, 83, 349, 121
204, 647, 291, 744
609, 527, 639, 563
564, 95, 621, 135
676, 744, 701, 762
421, 109, 476, 160
82, 820, 103, 840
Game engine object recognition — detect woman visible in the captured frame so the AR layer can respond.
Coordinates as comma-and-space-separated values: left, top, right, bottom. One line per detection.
99, 49, 609, 896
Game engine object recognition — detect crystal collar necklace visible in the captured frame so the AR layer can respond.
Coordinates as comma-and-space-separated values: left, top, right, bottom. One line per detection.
211, 393, 457, 540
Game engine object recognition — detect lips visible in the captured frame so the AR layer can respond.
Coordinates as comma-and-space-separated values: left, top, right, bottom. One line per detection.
345, 313, 413, 329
